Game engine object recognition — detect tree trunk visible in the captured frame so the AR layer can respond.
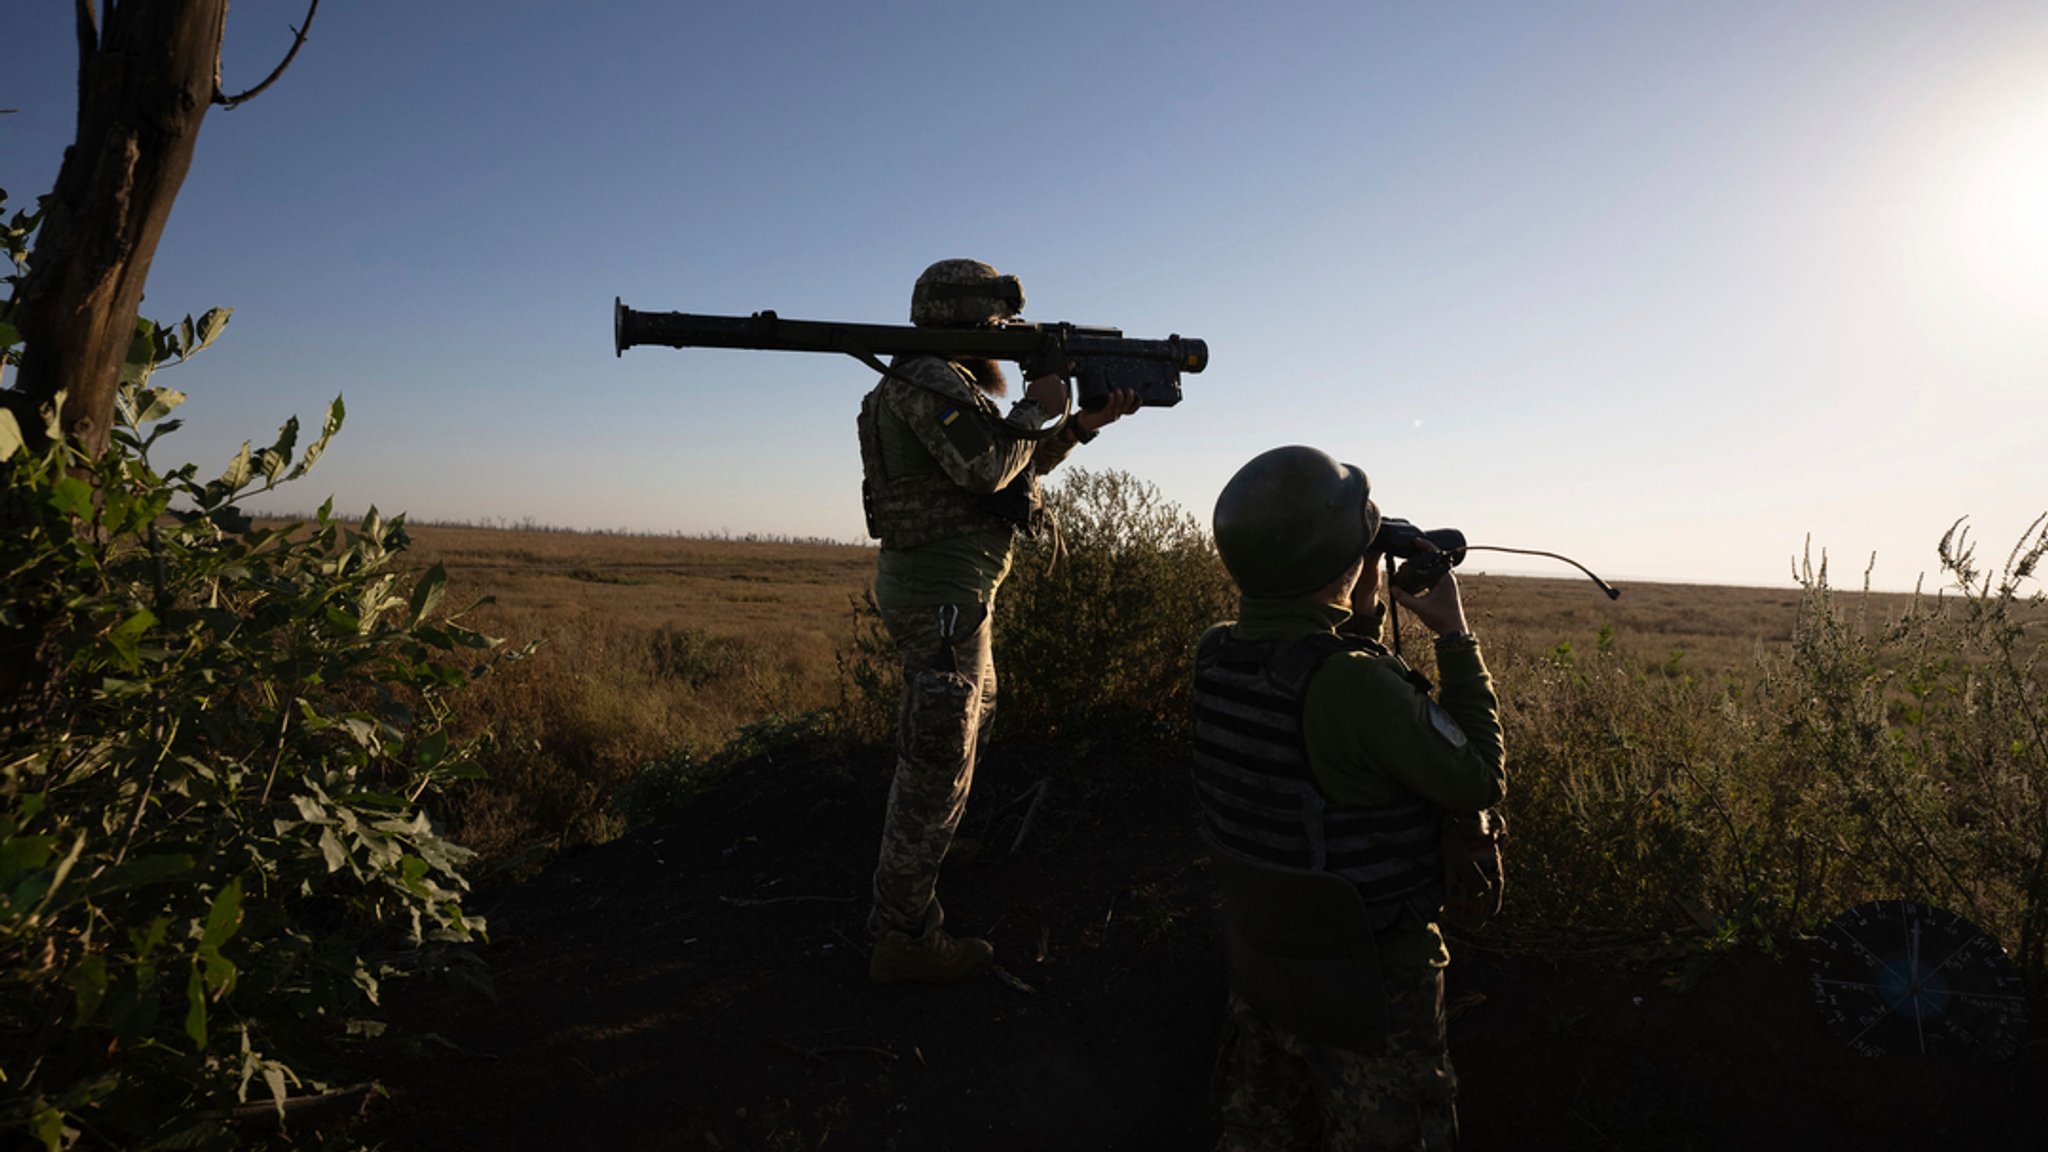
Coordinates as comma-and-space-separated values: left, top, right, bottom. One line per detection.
7, 0, 228, 460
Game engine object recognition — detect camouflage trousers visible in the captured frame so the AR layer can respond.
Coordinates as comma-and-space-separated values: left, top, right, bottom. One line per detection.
867, 602, 997, 941
1212, 964, 1458, 1151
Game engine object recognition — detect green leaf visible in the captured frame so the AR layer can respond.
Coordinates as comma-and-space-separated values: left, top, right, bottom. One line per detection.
122, 318, 160, 385
49, 475, 95, 519
29, 1105, 65, 1152
130, 915, 172, 962
67, 954, 109, 1021
184, 961, 208, 1049
260, 415, 299, 482
109, 594, 154, 639
27, 832, 89, 918
318, 826, 348, 873
443, 623, 504, 650
134, 386, 187, 424
216, 441, 253, 493
289, 396, 345, 480
193, 306, 232, 353
0, 833, 55, 880
409, 563, 448, 624
201, 877, 243, 951
0, 409, 22, 460
415, 727, 450, 769
431, 761, 490, 789
107, 607, 158, 668
199, 882, 241, 998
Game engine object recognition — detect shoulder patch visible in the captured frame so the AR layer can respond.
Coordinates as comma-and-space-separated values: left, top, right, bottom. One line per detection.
1426, 699, 1469, 749
938, 404, 995, 458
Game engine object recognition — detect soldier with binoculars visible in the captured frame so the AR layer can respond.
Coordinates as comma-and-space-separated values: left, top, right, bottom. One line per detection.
1195, 445, 1508, 1151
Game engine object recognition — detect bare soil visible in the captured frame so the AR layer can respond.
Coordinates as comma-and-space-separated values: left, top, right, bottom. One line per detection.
369, 738, 2045, 1151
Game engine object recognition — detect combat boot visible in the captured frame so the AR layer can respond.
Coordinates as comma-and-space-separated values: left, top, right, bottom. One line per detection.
868, 927, 994, 985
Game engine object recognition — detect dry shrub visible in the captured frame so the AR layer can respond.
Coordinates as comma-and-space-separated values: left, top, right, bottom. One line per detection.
1488, 628, 1761, 942
1480, 521, 2048, 982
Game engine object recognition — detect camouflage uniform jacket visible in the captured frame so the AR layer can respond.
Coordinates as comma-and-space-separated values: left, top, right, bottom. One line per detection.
857, 355, 1082, 551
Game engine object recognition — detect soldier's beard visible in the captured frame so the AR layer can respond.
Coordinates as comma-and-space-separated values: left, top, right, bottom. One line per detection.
959, 358, 1007, 397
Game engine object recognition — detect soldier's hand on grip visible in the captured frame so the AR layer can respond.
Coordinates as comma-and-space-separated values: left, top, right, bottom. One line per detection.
1075, 388, 1140, 434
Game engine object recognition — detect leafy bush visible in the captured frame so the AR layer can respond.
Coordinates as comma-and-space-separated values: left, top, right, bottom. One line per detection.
999, 468, 1237, 740
834, 467, 1235, 747
1, 315, 506, 1147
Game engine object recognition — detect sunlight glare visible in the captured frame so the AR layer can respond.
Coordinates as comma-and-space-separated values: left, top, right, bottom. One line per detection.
1921, 69, 2048, 320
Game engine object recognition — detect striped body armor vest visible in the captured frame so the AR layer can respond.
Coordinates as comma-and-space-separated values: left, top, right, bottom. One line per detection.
1192, 628, 1445, 924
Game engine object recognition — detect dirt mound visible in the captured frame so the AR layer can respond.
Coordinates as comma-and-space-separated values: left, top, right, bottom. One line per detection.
372, 742, 2044, 1151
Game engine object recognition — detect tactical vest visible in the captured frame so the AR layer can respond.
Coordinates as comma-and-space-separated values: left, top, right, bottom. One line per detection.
1192, 628, 1445, 924
856, 363, 1043, 550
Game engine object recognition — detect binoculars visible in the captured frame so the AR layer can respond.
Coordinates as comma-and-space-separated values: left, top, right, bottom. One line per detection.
1375, 518, 1467, 594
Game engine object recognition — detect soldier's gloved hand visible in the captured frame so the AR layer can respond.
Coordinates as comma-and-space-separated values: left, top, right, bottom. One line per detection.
1075, 388, 1139, 433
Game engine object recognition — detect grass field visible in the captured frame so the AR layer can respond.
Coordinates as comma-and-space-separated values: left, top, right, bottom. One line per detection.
385, 503, 2046, 990
390, 517, 1897, 857
403, 521, 1848, 673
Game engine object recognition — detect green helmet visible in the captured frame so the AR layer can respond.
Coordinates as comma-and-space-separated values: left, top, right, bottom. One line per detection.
910, 259, 1026, 328
1213, 446, 1381, 598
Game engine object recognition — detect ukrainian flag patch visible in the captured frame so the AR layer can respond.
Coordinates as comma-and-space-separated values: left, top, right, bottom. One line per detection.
937, 404, 994, 457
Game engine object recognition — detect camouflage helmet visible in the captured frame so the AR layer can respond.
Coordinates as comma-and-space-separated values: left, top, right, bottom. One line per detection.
910, 259, 1025, 328
1212, 446, 1381, 598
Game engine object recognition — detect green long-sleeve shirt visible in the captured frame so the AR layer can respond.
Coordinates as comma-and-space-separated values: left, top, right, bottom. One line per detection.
1222, 595, 1507, 967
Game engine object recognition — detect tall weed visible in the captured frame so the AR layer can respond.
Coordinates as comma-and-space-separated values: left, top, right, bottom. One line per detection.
1489, 523, 2048, 981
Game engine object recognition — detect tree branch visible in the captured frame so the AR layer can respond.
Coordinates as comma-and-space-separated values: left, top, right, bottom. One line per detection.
213, 0, 320, 109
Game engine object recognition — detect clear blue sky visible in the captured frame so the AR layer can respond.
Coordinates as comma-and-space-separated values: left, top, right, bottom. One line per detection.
6, 1, 2045, 589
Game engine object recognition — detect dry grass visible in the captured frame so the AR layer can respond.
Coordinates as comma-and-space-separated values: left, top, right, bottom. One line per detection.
378, 525, 876, 862
1457, 573, 1913, 678
404, 522, 1846, 688
370, 514, 2047, 974
381, 521, 1857, 859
